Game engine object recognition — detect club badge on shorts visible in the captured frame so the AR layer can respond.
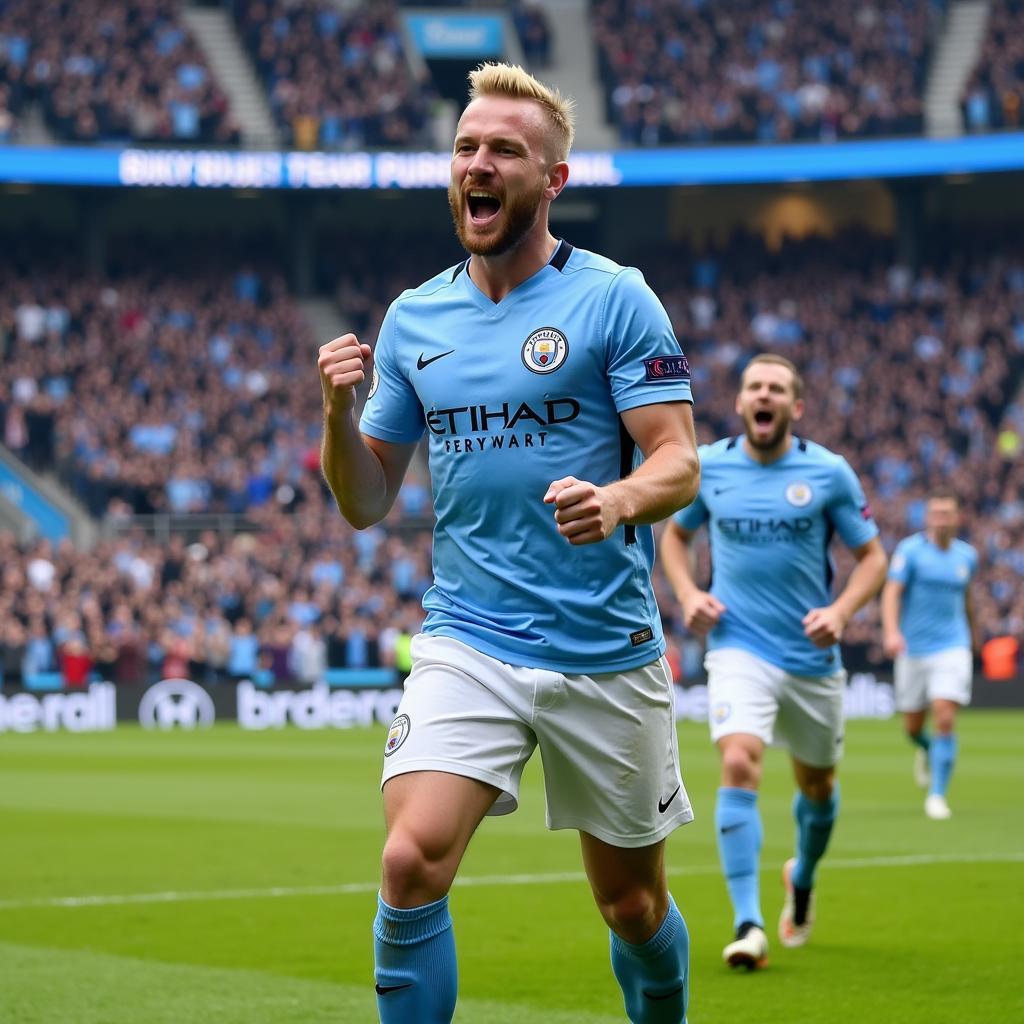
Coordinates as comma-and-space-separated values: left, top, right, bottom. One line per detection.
384, 714, 410, 757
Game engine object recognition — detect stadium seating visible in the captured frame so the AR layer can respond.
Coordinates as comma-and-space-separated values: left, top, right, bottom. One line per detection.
0, 0, 238, 144
231, 0, 435, 150
591, 0, 939, 145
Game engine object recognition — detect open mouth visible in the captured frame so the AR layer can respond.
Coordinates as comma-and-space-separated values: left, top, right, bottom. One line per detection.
467, 190, 502, 226
753, 410, 774, 427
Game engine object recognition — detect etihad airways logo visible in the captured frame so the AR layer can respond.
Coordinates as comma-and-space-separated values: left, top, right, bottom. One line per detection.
717, 516, 814, 541
426, 398, 580, 436
427, 397, 581, 455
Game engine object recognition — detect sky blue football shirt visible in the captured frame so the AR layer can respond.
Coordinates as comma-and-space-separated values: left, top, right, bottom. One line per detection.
673, 436, 879, 676
360, 241, 693, 673
888, 533, 977, 657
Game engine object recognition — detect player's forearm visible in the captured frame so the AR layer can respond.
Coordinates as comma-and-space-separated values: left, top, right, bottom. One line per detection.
660, 525, 701, 601
834, 547, 888, 623
880, 582, 901, 635
965, 595, 979, 651
321, 407, 391, 528
607, 440, 699, 527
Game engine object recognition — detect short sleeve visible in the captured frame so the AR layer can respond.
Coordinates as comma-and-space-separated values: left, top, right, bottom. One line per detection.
827, 457, 879, 550
888, 538, 913, 584
673, 489, 709, 531
603, 268, 693, 413
967, 545, 980, 579
359, 300, 425, 444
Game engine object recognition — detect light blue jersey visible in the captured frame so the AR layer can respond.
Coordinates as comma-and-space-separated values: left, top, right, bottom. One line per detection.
888, 533, 977, 657
360, 241, 692, 673
674, 436, 878, 676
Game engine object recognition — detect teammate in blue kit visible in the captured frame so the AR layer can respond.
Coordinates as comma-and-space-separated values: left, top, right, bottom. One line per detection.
661, 355, 887, 970
319, 63, 699, 1023
881, 491, 978, 821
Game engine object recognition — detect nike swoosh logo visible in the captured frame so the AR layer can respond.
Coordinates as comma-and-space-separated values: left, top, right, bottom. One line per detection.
417, 350, 455, 370
658, 786, 681, 814
375, 983, 413, 995
719, 822, 746, 834
713, 486, 735, 495
643, 983, 684, 1001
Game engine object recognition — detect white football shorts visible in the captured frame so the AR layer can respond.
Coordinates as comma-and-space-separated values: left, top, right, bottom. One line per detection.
894, 647, 972, 712
704, 647, 846, 768
381, 633, 693, 848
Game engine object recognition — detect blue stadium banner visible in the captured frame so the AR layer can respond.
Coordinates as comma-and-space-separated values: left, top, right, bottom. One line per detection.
0, 133, 1023, 190
404, 13, 505, 58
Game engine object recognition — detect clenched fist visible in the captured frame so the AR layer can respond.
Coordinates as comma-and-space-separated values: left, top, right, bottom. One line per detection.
543, 475, 624, 545
318, 334, 372, 414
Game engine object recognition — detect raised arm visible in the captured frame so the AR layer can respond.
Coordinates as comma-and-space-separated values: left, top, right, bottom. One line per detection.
319, 333, 418, 529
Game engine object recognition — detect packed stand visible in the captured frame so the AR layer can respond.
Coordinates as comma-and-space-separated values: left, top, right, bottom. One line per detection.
232, 0, 435, 150
961, 0, 1024, 133
0, 0, 238, 145
640, 227, 1024, 668
0, 234, 445, 527
0, 521, 430, 689
591, 0, 940, 146
2, 228, 1023, 685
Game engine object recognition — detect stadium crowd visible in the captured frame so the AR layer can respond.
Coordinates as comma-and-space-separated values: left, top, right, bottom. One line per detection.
1, 225, 1022, 686
0, 0, 238, 145
591, 0, 939, 145
961, 0, 1024, 133
232, 0, 436, 151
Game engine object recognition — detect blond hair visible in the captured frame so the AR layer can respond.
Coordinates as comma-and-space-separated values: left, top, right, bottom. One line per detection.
742, 354, 804, 399
467, 62, 575, 161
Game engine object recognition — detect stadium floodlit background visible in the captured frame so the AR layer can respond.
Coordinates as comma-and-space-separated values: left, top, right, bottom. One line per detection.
1, 1, 1022, 1022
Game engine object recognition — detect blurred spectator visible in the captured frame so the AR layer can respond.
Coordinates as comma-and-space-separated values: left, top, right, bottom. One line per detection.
961, 0, 1024, 133
513, 2, 553, 68
59, 633, 93, 688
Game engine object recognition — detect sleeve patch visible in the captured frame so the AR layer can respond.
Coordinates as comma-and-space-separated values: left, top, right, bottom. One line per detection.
644, 355, 691, 382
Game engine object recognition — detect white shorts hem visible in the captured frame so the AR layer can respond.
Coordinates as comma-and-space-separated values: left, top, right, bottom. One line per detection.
381, 758, 518, 815
546, 811, 694, 848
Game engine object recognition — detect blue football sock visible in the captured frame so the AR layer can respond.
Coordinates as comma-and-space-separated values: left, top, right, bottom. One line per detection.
715, 787, 763, 929
610, 894, 689, 1024
929, 734, 957, 798
791, 787, 839, 891
909, 730, 931, 752
373, 893, 457, 1024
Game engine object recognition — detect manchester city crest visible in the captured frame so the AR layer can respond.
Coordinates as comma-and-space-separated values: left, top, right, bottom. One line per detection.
522, 327, 568, 374
785, 482, 813, 507
384, 714, 410, 757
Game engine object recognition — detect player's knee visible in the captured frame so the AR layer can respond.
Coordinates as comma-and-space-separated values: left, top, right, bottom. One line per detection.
380, 833, 452, 905
932, 699, 957, 733
797, 765, 835, 802
600, 885, 661, 939
800, 777, 834, 803
720, 744, 760, 788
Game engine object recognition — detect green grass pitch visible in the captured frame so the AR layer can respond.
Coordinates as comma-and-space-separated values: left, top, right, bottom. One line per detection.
1, 712, 1022, 1023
